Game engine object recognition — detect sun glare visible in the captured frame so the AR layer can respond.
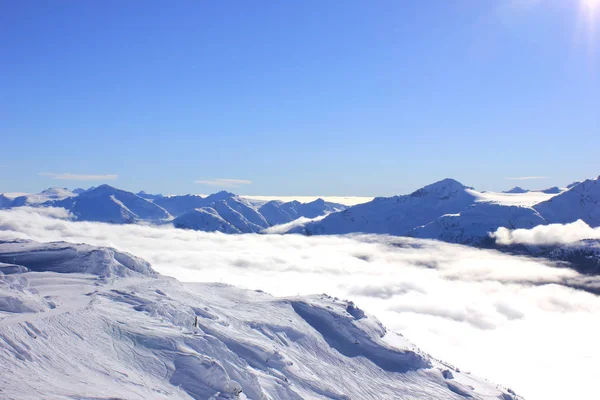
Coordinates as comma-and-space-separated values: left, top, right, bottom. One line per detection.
580, 0, 600, 14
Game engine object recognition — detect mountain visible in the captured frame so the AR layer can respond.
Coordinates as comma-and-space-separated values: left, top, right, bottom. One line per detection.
205, 191, 270, 229
258, 198, 346, 226
1, 187, 76, 208
503, 186, 529, 194
153, 194, 206, 217
171, 193, 345, 233
533, 176, 600, 227
0, 239, 520, 400
171, 192, 269, 233
58, 184, 171, 223
298, 179, 477, 235
0, 194, 12, 208
2, 185, 344, 232
540, 186, 562, 194
172, 207, 242, 233
291, 176, 600, 250
410, 203, 547, 245
136, 190, 163, 200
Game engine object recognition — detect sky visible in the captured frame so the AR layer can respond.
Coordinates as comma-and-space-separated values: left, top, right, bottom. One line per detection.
1, 0, 599, 196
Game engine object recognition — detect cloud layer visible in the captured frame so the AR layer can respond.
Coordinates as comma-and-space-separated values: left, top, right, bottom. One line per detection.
491, 219, 600, 245
0, 208, 599, 400
39, 172, 118, 181
194, 178, 252, 188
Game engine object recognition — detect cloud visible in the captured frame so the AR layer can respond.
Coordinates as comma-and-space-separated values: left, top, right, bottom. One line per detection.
262, 214, 328, 234
504, 176, 548, 180
491, 219, 600, 246
39, 172, 118, 181
194, 178, 252, 188
0, 209, 599, 400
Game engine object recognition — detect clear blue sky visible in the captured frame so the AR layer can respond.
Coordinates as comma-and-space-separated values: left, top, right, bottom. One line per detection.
1, 0, 599, 196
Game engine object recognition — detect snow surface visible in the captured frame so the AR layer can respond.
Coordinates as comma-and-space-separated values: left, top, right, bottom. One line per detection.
410, 204, 547, 244
0, 239, 517, 400
469, 190, 558, 206
533, 176, 600, 226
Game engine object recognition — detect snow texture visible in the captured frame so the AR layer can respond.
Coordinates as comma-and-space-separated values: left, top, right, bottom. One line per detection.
0, 240, 518, 400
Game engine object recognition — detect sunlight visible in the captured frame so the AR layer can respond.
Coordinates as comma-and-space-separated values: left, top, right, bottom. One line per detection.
580, 0, 600, 12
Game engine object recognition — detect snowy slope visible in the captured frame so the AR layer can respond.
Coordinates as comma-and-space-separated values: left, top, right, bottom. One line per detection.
299, 179, 477, 236
154, 194, 207, 217
410, 203, 547, 245
170, 192, 343, 233
61, 185, 171, 223
259, 199, 345, 226
173, 207, 243, 234
534, 176, 600, 227
0, 187, 77, 208
137, 190, 164, 200
0, 239, 519, 400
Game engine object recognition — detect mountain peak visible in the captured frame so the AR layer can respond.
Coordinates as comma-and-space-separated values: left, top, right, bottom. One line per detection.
410, 178, 468, 199
504, 186, 529, 194
205, 190, 237, 202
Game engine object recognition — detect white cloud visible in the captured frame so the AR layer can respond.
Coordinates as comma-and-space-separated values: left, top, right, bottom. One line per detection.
262, 214, 328, 234
194, 178, 252, 188
504, 176, 548, 180
0, 208, 599, 400
491, 219, 600, 246
39, 172, 118, 181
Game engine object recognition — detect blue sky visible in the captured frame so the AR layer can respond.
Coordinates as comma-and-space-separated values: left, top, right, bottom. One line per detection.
1, 0, 599, 196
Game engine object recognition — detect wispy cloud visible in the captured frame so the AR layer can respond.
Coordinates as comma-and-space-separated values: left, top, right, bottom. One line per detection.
504, 176, 548, 180
194, 178, 252, 188
39, 172, 118, 181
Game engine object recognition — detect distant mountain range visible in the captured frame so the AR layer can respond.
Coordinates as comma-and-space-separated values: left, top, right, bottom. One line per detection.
2, 176, 600, 271
295, 176, 600, 243
3, 177, 599, 241
0, 185, 346, 233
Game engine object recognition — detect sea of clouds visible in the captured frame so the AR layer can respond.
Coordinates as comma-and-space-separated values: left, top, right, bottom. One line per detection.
1, 207, 599, 400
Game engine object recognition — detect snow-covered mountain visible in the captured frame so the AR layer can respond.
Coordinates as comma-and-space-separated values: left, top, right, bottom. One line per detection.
410, 203, 547, 245
298, 179, 477, 236
136, 190, 164, 201
259, 198, 345, 226
533, 176, 600, 227
171, 192, 344, 233
295, 176, 600, 246
0, 187, 77, 208
2, 186, 345, 233
172, 192, 270, 233
503, 186, 529, 194
172, 207, 242, 233
57, 184, 171, 223
0, 239, 520, 400
153, 194, 207, 217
